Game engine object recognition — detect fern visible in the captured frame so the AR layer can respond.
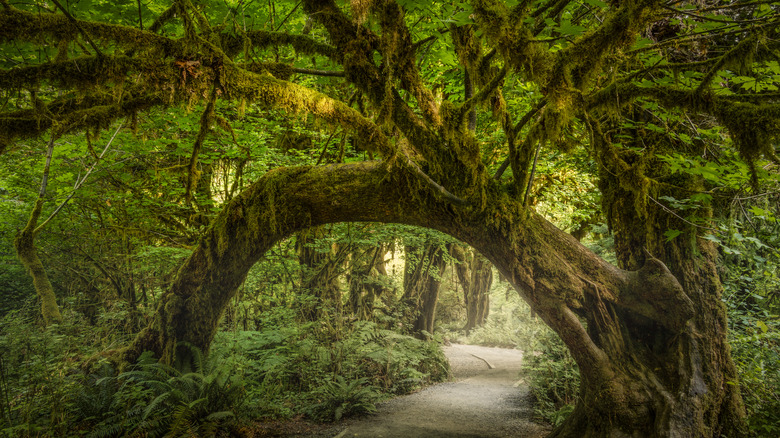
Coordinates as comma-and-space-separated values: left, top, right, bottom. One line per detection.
80, 344, 244, 437
306, 376, 381, 422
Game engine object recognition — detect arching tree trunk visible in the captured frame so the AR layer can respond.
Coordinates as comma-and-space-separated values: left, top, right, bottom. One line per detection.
121, 161, 746, 436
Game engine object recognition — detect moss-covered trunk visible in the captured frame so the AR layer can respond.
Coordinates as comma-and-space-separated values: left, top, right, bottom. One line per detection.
14, 199, 63, 326
348, 244, 386, 320
550, 161, 747, 438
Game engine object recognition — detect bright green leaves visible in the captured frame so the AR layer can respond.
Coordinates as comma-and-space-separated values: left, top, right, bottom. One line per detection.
552, 19, 586, 38
663, 229, 682, 242
721, 61, 780, 93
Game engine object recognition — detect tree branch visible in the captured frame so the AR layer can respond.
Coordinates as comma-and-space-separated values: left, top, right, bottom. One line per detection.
35, 122, 124, 233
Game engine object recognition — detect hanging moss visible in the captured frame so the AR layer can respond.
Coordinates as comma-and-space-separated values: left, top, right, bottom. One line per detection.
221, 65, 395, 157
0, 93, 162, 146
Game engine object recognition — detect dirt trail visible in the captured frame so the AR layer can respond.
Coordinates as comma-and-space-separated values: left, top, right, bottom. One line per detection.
325, 344, 550, 438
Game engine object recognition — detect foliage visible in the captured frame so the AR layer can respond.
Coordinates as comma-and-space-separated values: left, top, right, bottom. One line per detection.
0, 306, 120, 437
520, 328, 580, 427
728, 315, 780, 438
211, 309, 449, 422
718, 192, 780, 438
306, 376, 380, 422
77, 346, 243, 438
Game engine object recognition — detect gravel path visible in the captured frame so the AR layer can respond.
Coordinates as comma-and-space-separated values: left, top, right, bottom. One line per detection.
323, 344, 550, 438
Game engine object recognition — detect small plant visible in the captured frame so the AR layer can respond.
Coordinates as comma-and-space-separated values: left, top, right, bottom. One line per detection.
306, 376, 381, 422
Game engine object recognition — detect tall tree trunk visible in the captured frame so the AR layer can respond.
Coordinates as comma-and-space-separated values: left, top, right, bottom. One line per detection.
402, 242, 447, 336
552, 132, 747, 437
14, 199, 63, 326
15, 135, 63, 326
469, 254, 492, 329
450, 244, 492, 332
121, 161, 747, 435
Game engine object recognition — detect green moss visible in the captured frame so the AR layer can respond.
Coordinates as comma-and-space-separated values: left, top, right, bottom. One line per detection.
0, 93, 162, 146
0, 55, 141, 91
246, 30, 339, 60
0, 7, 179, 55
239, 62, 293, 80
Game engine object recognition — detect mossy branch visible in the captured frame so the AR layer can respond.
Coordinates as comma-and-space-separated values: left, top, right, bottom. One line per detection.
245, 30, 339, 59
0, 7, 178, 54
0, 55, 141, 91
222, 66, 394, 157
0, 94, 161, 148
695, 33, 760, 93
452, 66, 507, 123
50, 0, 103, 57
148, 3, 177, 33
185, 89, 217, 203
493, 98, 546, 180
400, 151, 468, 207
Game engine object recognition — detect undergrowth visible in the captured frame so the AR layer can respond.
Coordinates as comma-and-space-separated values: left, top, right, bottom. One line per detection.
0, 303, 449, 437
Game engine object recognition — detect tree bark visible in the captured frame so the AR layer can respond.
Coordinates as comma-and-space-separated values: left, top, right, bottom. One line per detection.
122, 160, 746, 436
469, 254, 492, 329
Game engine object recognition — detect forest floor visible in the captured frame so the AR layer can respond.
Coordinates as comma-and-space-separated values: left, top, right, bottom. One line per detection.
278, 343, 550, 438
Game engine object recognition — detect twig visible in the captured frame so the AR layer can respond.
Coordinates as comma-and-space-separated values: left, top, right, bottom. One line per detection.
35, 123, 124, 232
523, 143, 542, 207
469, 353, 495, 369
50, 0, 103, 57
648, 196, 718, 233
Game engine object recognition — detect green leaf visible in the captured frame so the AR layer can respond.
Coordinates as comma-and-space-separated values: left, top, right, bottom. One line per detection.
664, 229, 682, 241
557, 22, 586, 37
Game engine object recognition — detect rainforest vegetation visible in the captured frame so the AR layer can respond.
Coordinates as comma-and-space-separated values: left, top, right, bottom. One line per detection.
0, 0, 779, 436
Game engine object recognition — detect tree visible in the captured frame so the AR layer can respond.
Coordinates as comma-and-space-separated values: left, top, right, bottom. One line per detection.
295, 226, 344, 319
402, 237, 448, 336
3, 0, 778, 435
449, 244, 492, 332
